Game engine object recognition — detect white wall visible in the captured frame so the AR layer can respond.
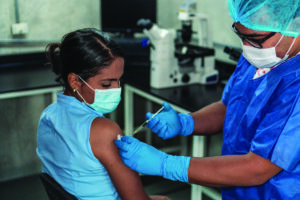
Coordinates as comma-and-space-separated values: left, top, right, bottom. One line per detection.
0, 0, 100, 55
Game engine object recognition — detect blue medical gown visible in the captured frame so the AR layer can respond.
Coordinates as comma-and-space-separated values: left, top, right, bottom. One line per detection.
221, 55, 300, 199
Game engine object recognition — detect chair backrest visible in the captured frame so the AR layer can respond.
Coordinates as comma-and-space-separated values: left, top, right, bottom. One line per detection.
40, 173, 77, 200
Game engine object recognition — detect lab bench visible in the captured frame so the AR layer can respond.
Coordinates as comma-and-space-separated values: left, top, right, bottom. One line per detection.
0, 52, 62, 100
0, 53, 62, 182
1, 52, 224, 200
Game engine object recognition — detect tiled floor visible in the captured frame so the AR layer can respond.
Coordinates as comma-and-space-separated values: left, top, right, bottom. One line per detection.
0, 174, 191, 200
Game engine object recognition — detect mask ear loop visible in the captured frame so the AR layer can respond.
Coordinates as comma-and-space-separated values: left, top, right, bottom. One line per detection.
274, 34, 285, 47
73, 75, 94, 105
284, 36, 297, 57
77, 75, 95, 92
73, 88, 88, 105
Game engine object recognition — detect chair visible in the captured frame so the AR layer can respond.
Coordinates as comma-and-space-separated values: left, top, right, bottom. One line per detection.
40, 173, 77, 200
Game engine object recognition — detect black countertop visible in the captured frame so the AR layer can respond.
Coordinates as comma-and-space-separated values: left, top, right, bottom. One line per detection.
0, 52, 58, 93
0, 65, 58, 93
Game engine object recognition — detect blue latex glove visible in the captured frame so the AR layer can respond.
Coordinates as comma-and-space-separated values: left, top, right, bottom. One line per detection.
146, 102, 194, 139
115, 136, 191, 182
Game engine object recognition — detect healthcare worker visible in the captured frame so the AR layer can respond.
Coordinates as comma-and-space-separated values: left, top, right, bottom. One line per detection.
115, 0, 300, 199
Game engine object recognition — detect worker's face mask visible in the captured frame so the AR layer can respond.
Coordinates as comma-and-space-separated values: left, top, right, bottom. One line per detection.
242, 35, 296, 68
76, 75, 121, 114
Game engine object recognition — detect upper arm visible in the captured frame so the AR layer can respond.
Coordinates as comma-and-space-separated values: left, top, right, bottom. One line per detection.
89, 117, 149, 200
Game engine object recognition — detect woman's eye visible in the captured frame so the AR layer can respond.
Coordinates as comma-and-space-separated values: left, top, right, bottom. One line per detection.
102, 84, 111, 88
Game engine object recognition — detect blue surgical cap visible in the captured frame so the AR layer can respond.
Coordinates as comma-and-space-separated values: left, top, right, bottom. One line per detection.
228, 0, 300, 37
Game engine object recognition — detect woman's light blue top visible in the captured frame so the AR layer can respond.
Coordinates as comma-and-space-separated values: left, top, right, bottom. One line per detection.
222, 55, 300, 199
36, 93, 120, 200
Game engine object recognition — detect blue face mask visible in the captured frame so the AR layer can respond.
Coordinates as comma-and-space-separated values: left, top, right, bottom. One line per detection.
76, 76, 121, 114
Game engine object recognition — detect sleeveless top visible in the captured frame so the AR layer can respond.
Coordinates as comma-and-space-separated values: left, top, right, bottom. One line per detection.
37, 92, 121, 200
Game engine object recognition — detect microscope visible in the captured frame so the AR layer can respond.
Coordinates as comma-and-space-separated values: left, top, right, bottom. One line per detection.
141, 0, 219, 89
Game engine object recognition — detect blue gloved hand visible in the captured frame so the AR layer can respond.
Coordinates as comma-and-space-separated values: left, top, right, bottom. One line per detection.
115, 136, 191, 182
146, 102, 194, 139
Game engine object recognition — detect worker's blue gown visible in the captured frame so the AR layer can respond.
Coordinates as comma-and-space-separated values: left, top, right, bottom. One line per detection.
221, 55, 300, 199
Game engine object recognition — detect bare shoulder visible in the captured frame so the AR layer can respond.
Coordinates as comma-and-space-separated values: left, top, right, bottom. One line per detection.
91, 117, 123, 140
89, 117, 123, 161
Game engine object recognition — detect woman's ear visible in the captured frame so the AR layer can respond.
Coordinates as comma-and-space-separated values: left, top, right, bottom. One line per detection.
68, 73, 81, 91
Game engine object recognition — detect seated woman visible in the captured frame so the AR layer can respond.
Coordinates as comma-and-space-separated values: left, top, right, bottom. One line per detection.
36, 28, 170, 200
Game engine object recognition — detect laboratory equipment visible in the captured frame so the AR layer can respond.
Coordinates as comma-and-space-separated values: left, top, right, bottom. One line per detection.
224, 46, 242, 62
133, 106, 164, 135
143, 0, 219, 88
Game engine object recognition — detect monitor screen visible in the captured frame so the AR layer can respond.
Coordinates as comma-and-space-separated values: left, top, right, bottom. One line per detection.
101, 0, 157, 37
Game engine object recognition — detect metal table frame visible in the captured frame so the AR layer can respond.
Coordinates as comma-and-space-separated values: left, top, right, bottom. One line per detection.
124, 83, 221, 200
0, 86, 62, 101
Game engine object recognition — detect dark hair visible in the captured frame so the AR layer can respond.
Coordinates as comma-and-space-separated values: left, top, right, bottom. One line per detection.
46, 28, 124, 89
